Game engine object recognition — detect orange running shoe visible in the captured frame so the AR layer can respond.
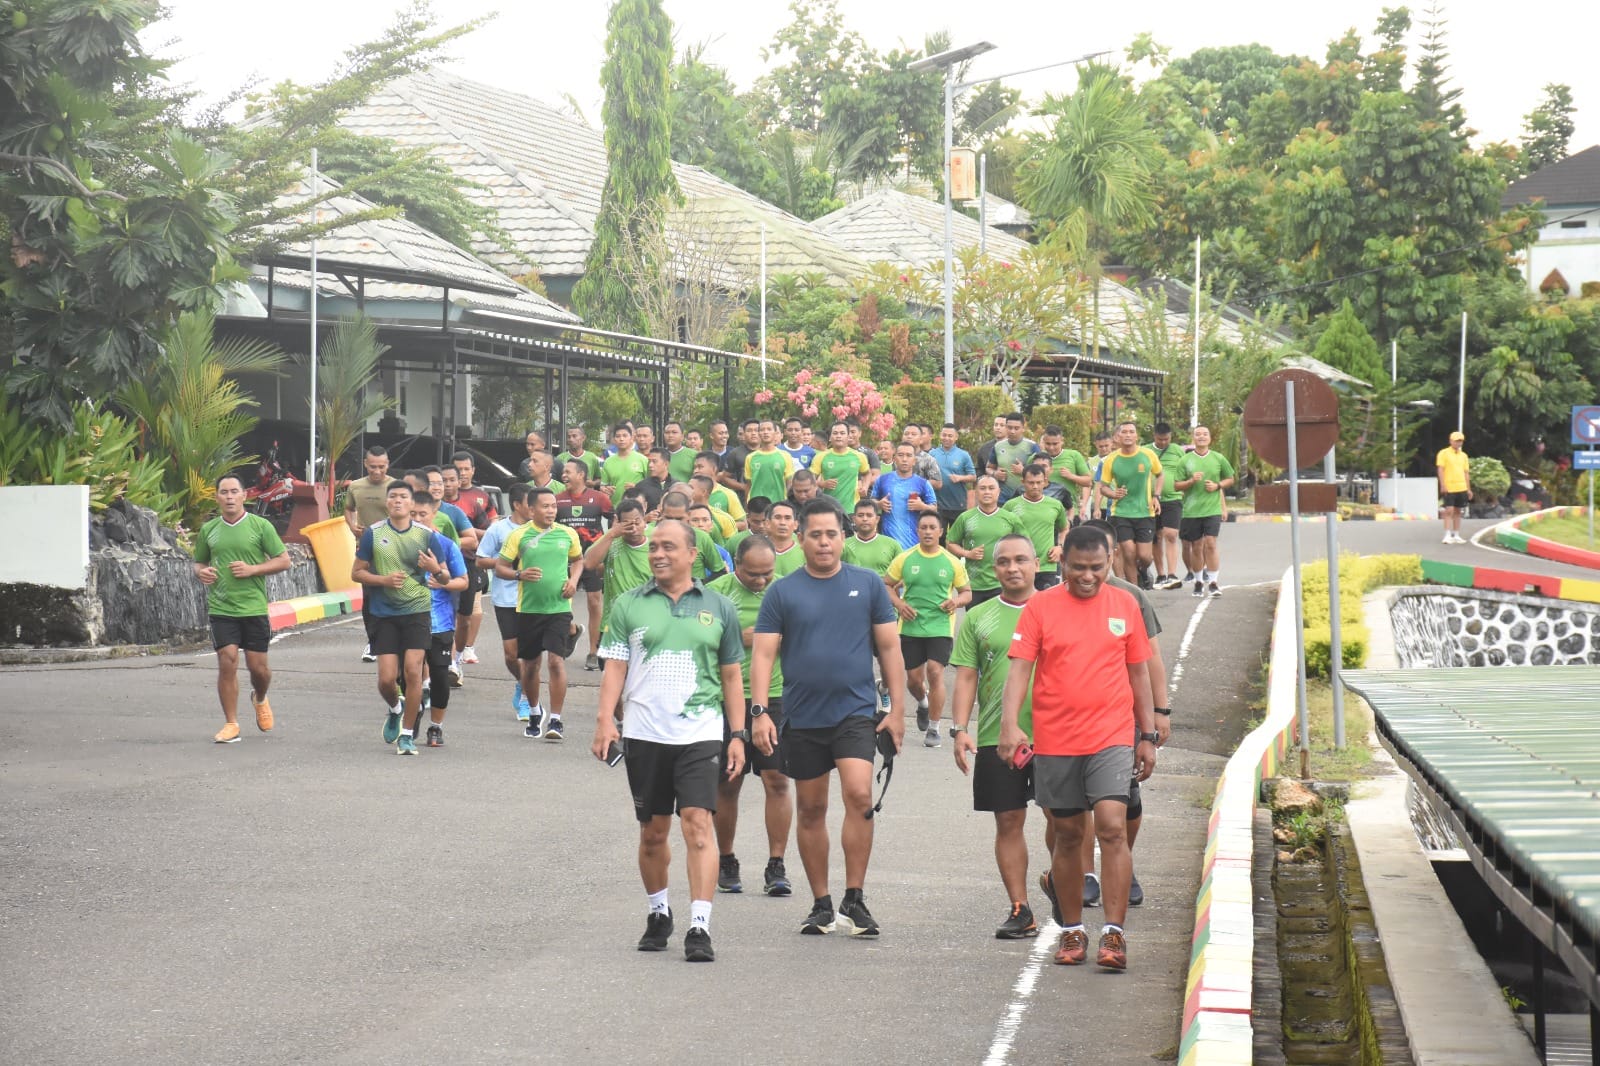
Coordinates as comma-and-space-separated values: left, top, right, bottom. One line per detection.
214, 722, 241, 744
1097, 928, 1128, 970
253, 693, 273, 732
1053, 927, 1089, 965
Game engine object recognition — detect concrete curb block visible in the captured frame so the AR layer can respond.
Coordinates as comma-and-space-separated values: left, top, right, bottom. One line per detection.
1420, 555, 1600, 605
1491, 505, 1600, 572
1178, 567, 1298, 1066
268, 588, 363, 632
1230, 512, 1430, 524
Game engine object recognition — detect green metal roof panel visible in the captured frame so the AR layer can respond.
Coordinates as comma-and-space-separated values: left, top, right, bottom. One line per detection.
1342, 667, 1600, 956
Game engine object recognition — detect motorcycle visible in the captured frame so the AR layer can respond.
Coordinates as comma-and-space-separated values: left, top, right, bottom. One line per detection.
245, 441, 299, 526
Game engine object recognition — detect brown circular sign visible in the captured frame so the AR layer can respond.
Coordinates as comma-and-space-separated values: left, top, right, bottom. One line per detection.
1242, 368, 1340, 469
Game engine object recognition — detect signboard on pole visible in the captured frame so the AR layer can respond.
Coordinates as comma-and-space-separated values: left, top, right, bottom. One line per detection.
1572, 405, 1600, 447
1573, 450, 1600, 470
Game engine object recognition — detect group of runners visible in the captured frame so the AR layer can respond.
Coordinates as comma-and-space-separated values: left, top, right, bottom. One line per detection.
193, 413, 1230, 971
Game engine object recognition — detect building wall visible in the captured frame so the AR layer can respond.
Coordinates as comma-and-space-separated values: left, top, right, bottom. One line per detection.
1525, 203, 1600, 294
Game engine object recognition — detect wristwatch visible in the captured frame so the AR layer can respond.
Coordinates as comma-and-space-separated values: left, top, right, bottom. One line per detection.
1153, 707, 1172, 717
1137, 731, 1160, 745
949, 724, 968, 738
728, 728, 751, 743
748, 704, 768, 719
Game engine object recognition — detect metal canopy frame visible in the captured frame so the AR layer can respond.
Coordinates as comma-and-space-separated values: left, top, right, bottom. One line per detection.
1020, 351, 1167, 429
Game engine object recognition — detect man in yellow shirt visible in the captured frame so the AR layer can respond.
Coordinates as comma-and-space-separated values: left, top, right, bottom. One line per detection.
1435, 431, 1472, 545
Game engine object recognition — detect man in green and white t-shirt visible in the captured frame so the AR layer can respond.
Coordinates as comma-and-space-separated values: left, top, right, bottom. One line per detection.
192, 474, 291, 744
708, 536, 795, 899
495, 486, 584, 740
947, 475, 1023, 608
590, 518, 746, 963
885, 511, 970, 748
1003, 464, 1071, 591
1149, 422, 1189, 590
949, 532, 1040, 940
1173, 424, 1236, 598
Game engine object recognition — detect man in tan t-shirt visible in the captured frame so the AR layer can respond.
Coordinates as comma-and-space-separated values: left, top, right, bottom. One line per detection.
343, 445, 396, 660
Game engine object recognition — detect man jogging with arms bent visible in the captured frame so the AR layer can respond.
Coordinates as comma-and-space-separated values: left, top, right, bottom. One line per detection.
591, 519, 746, 962
752, 498, 906, 938
193, 475, 291, 743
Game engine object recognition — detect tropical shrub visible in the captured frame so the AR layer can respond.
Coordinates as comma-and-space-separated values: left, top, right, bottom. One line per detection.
754, 367, 895, 442
1028, 404, 1095, 453
1466, 455, 1510, 500
1299, 552, 1422, 677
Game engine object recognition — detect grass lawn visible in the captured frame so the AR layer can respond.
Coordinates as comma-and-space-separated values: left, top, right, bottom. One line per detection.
1299, 679, 1375, 782
1524, 511, 1600, 553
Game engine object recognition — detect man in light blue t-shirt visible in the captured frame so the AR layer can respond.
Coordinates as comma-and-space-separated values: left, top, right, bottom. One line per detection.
476, 482, 535, 720
930, 422, 976, 532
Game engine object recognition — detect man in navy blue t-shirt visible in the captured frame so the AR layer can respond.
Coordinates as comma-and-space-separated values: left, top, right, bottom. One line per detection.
752, 497, 905, 939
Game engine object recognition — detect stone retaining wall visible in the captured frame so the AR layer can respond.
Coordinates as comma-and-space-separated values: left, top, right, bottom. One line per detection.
1388, 586, 1600, 668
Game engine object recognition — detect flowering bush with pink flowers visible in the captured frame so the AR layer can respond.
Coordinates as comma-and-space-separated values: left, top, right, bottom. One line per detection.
754, 367, 896, 441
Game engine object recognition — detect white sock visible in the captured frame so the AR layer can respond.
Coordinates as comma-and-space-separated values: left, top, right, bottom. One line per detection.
1062, 922, 1085, 934
690, 899, 712, 930
530, 704, 544, 718
1103, 922, 1124, 936
647, 889, 669, 915
400, 728, 413, 738
391, 700, 402, 714
1200, 569, 1210, 582
1210, 571, 1220, 584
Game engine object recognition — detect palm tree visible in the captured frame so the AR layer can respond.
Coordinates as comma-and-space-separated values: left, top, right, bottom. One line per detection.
1018, 63, 1160, 357
316, 316, 395, 502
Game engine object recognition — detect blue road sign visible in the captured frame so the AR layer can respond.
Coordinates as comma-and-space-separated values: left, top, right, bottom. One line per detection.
1574, 450, 1600, 471
1573, 406, 1600, 446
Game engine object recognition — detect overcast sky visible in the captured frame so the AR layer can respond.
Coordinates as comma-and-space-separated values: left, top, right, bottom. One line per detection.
147, 0, 1598, 161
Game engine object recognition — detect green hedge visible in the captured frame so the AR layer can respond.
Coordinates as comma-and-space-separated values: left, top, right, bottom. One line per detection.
892, 383, 1010, 455
1299, 553, 1422, 677
1028, 404, 1094, 453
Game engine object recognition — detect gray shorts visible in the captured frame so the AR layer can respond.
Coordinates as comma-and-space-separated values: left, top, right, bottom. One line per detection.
1033, 746, 1134, 815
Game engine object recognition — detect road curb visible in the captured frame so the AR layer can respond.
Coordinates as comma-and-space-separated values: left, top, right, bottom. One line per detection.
1491, 505, 1600, 572
1229, 512, 1431, 524
269, 588, 364, 632
1420, 556, 1600, 604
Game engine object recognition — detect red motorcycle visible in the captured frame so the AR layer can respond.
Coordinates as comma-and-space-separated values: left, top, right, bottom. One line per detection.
245, 441, 298, 526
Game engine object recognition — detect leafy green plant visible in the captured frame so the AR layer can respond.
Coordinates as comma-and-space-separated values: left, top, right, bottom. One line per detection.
119, 309, 284, 529
315, 316, 394, 495
1300, 553, 1421, 677
1467, 455, 1510, 500
1029, 404, 1095, 453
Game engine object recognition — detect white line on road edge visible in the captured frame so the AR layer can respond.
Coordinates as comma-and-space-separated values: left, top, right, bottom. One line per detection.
983, 921, 1061, 1066
193, 614, 363, 658
1166, 597, 1211, 700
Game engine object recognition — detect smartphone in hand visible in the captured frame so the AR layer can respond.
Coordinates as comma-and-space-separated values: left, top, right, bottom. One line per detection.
1010, 742, 1034, 771
605, 739, 624, 767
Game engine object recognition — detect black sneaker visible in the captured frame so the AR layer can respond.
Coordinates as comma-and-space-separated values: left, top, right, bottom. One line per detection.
523, 712, 543, 739
637, 910, 673, 952
1181, 570, 1196, 584
996, 902, 1039, 940
837, 894, 879, 937
1208, 581, 1222, 598
544, 715, 564, 741
425, 724, 443, 747
763, 858, 792, 897
564, 623, 585, 658
1129, 872, 1145, 907
1083, 871, 1102, 907
1192, 580, 1205, 598
1039, 871, 1063, 926
684, 926, 715, 962
718, 854, 742, 894
915, 702, 930, 732
800, 899, 835, 935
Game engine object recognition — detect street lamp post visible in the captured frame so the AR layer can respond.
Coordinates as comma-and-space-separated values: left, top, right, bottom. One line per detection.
910, 44, 1108, 424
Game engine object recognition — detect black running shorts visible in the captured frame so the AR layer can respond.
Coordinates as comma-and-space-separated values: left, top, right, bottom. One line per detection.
625, 738, 722, 822
968, 586, 1003, 607
578, 567, 604, 593
1159, 499, 1183, 531
973, 745, 1033, 812
1179, 515, 1222, 542
1033, 571, 1061, 591
782, 714, 878, 781
1111, 517, 1158, 544
900, 634, 953, 671
1442, 491, 1469, 510
494, 604, 520, 642
371, 612, 431, 656
210, 614, 270, 654
516, 611, 573, 660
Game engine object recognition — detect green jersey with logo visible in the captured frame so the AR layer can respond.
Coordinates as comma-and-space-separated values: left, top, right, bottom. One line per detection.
499, 522, 582, 614
601, 450, 649, 506
708, 571, 782, 699
599, 581, 744, 745
1002, 494, 1070, 573
811, 448, 870, 511
192, 513, 287, 617
1154, 443, 1186, 502
842, 533, 901, 576
744, 449, 795, 505
667, 446, 697, 484
1181, 450, 1235, 518
950, 597, 1033, 747
947, 507, 1023, 591
885, 547, 968, 639
1045, 449, 1091, 508
601, 537, 653, 638
1100, 448, 1163, 519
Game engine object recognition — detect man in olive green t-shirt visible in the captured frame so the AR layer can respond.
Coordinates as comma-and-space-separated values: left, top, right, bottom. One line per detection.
193, 474, 291, 744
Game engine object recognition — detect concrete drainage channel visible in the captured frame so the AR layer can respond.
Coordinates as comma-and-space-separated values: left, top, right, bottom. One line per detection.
1252, 784, 1413, 1065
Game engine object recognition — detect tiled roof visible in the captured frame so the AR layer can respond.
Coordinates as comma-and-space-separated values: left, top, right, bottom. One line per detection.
336, 70, 869, 284
809, 187, 1033, 267
253, 169, 578, 324
1503, 145, 1600, 208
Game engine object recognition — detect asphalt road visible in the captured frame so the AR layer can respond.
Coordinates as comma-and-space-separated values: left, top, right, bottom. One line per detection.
0, 516, 1516, 1064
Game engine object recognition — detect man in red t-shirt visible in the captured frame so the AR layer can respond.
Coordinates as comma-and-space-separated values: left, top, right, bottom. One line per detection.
556, 459, 613, 670
999, 524, 1157, 973
452, 451, 500, 666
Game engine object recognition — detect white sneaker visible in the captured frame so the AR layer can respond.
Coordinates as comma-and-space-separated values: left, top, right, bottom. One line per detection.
1442, 533, 1454, 544
361, 643, 377, 663
460, 645, 479, 665
1454, 533, 1468, 544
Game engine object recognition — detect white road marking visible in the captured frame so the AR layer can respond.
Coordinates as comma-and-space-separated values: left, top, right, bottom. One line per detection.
983, 920, 1061, 1065
192, 613, 362, 658
1166, 597, 1211, 700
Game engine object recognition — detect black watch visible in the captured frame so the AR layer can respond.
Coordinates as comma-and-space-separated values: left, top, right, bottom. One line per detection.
728, 729, 751, 744
1138, 731, 1160, 745
949, 724, 968, 738
748, 704, 768, 719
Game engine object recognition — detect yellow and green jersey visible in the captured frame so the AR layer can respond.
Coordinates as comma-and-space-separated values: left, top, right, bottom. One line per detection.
1099, 448, 1163, 519
885, 546, 968, 639
950, 596, 1033, 747
499, 522, 582, 614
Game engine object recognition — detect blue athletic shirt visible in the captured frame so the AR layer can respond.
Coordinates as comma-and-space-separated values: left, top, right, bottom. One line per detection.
476, 516, 526, 609
869, 471, 936, 548
755, 563, 897, 729
780, 443, 817, 470
931, 444, 975, 511
428, 535, 468, 633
